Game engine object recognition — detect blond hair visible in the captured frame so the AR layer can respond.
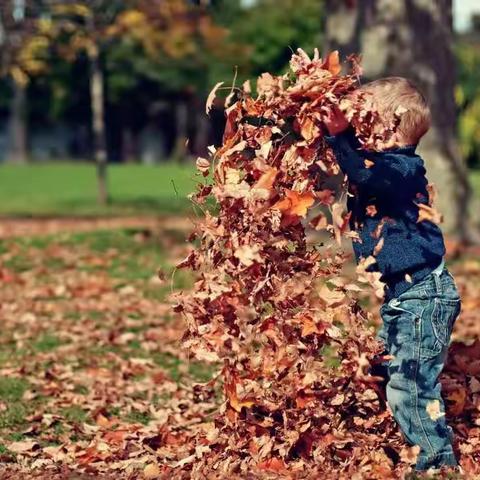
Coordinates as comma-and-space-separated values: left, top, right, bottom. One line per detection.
359, 77, 431, 145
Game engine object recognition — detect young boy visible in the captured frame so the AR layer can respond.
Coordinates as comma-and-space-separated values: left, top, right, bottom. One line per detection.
322, 77, 462, 473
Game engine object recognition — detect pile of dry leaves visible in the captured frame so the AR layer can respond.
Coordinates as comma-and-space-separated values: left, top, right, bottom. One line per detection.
172, 50, 480, 479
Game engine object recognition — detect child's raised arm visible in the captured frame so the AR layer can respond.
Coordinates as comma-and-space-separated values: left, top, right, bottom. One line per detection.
324, 128, 423, 197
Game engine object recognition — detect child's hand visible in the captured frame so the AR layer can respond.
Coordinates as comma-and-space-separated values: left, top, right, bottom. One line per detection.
322, 104, 350, 136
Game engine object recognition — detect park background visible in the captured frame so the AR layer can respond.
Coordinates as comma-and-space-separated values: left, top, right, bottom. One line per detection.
0, 0, 480, 477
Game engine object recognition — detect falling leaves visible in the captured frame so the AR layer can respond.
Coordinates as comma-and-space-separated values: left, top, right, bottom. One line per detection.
196, 157, 210, 175
174, 50, 416, 477
373, 237, 385, 256
426, 399, 445, 421
205, 81, 224, 114
415, 202, 443, 224
234, 244, 262, 267
273, 190, 315, 217
366, 204, 378, 216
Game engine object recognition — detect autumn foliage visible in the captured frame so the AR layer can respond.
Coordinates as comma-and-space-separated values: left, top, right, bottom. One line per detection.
170, 48, 480, 479
172, 50, 412, 478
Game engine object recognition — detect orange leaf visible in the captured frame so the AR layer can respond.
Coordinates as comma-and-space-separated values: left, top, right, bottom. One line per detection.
103, 430, 127, 446
95, 413, 114, 428
295, 391, 316, 408
297, 315, 327, 337
273, 190, 315, 217
324, 50, 341, 75
253, 167, 277, 190
144, 463, 161, 479
300, 116, 320, 141
364, 159, 375, 168
225, 373, 255, 413
257, 457, 287, 473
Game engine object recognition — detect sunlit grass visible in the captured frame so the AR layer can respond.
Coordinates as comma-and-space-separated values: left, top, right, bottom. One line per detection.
0, 162, 198, 216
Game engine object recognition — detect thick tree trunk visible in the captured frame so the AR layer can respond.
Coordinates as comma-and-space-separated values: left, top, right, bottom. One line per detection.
89, 48, 108, 205
7, 80, 28, 164
325, 0, 475, 242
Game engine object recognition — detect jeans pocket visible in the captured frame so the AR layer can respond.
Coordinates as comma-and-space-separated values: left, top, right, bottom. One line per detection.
382, 299, 421, 343
421, 297, 460, 359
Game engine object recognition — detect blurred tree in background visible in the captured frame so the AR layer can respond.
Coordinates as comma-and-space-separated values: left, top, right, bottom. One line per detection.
0, 0, 479, 208
0, 0, 43, 165
456, 18, 480, 170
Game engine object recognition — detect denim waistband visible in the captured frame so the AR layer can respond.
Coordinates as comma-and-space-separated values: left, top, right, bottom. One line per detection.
392, 259, 449, 300
432, 258, 445, 276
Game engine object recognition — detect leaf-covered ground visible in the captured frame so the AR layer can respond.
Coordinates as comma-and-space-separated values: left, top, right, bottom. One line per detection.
0, 222, 479, 479
0, 224, 215, 479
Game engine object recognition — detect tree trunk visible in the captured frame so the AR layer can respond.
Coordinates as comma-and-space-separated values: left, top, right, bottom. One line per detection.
325, 0, 475, 243
172, 98, 189, 162
89, 47, 108, 205
193, 96, 210, 157
122, 128, 138, 163
7, 80, 28, 164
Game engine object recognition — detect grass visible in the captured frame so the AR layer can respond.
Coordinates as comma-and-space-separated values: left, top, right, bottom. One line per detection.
0, 378, 31, 429
0, 162, 477, 218
0, 162, 198, 217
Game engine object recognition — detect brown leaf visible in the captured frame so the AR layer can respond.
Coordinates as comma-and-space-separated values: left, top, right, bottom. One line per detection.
196, 157, 210, 175
446, 388, 467, 416
225, 373, 255, 413
144, 463, 161, 479
206, 81, 224, 114
8, 440, 39, 454
373, 237, 384, 256
366, 205, 377, 216
415, 202, 443, 224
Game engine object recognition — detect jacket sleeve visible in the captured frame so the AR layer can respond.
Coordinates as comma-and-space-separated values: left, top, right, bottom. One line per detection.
324, 128, 421, 195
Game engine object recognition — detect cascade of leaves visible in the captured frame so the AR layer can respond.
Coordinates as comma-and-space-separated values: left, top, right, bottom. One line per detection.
172, 50, 414, 478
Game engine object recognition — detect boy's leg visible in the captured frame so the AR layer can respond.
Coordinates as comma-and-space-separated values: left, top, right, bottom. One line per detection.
380, 291, 460, 471
369, 309, 390, 406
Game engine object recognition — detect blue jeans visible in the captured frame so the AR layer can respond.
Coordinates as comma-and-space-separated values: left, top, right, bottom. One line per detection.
376, 262, 461, 471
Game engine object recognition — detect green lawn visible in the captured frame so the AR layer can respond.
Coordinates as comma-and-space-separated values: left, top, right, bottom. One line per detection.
0, 162, 198, 216
0, 162, 478, 218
